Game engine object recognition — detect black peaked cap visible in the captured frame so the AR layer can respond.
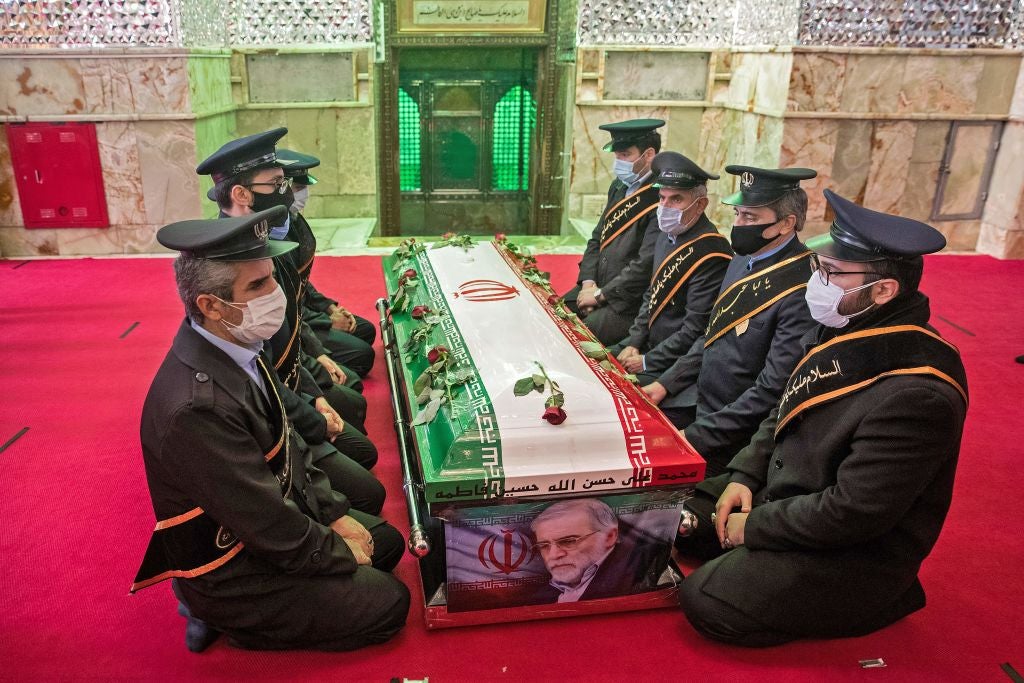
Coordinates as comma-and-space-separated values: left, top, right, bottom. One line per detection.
814, 189, 946, 262
599, 118, 665, 152
651, 151, 718, 190
722, 165, 817, 207
196, 128, 288, 183
277, 148, 319, 186
157, 206, 297, 262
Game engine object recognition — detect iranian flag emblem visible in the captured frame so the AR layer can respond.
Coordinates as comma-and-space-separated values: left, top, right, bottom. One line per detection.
453, 279, 520, 302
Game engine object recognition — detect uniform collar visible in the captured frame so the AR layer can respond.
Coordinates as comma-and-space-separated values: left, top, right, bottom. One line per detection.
171, 319, 261, 406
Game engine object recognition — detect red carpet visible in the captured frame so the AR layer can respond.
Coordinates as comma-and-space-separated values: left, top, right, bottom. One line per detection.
0, 253, 1021, 681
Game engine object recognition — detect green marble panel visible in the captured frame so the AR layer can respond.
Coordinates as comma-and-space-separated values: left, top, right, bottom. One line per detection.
187, 54, 234, 115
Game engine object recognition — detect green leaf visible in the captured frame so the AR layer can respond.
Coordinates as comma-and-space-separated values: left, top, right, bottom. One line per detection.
580, 341, 609, 360
413, 370, 432, 395
532, 374, 545, 387
430, 388, 445, 400
545, 392, 565, 408
599, 360, 615, 372
411, 397, 443, 426
452, 366, 475, 382
513, 376, 536, 396
624, 374, 639, 384
416, 385, 432, 405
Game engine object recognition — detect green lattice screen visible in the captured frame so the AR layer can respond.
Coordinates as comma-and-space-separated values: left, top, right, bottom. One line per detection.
491, 85, 536, 192
398, 87, 421, 192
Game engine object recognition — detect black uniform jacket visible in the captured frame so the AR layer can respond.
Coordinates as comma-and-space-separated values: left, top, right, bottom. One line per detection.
139, 320, 360, 586
694, 292, 968, 633
615, 214, 730, 373
577, 178, 660, 317
663, 237, 816, 470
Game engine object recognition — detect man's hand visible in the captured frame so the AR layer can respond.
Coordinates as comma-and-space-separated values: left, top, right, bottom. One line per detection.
621, 354, 644, 374
723, 512, 748, 549
714, 482, 753, 545
577, 289, 599, 314
314, 396, 345, 439
331, 515, 373, 564
317, 354, 346, 385
641, 381, 667, 404
329, 305, 357, 333
617, 346, 639, 363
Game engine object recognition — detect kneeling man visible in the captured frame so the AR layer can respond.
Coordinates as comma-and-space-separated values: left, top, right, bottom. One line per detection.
678, 190, 968, 646
131, 209, 409, 652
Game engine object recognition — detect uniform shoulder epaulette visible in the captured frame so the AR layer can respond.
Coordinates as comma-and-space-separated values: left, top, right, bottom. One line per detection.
190, 370, 215, 410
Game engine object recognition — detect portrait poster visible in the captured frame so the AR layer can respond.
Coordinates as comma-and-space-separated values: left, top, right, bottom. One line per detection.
397, 0, 547, 33
443, 491, 686, 612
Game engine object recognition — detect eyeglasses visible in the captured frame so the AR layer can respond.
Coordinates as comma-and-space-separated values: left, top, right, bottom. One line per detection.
246, 178, 291, 195
809, 253, 880, 286
531, 531, 599, 553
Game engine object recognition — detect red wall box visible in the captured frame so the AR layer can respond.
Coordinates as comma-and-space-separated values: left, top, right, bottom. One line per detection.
6, 122, 110, 229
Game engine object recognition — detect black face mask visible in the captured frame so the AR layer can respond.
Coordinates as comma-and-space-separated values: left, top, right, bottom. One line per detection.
730, 220, 778, 255
250, 186, 294, 218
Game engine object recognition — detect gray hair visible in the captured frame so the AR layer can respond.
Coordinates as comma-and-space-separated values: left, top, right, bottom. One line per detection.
173, 255, 239, 323
531, 498, 618, 534
764, 188, 808, 232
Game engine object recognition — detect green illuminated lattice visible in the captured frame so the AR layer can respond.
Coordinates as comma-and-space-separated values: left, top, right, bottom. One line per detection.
492, 85, 535, 192
398, 87, 421, 192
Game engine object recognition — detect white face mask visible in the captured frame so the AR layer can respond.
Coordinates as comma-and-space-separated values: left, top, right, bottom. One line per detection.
804, 274, 877, 328
217, 284, 287, 344
291, 186, 309, 214
613, 156, 642, 185
656, 198, 700, 236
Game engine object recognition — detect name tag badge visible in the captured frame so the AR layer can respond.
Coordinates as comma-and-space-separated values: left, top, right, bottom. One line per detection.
735, 319, 749, 336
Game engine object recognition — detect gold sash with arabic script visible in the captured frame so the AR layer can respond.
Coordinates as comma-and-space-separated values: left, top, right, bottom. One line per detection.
131, 358, 293, 593
774, 325, 968, 436
704, 251, 813, 348
598, 184, 660, 251
648, 233, 732, 326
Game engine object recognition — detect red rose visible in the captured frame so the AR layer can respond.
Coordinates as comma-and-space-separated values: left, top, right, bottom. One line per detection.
542, 406, 567, 425
495, 232, 507, 242
403, 268, 417, 280
427, 345, 449, 364
411, 305, 431, 319
547, 294, 561, 306
409, 238, 416, 243
442, 232, 455, 240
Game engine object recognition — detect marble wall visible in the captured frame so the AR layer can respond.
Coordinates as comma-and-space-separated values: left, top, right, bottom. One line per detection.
979, 58, 1024, 259
569, 46, 1024, 256
0, 50, 208, 257
777, 49, 1020, 253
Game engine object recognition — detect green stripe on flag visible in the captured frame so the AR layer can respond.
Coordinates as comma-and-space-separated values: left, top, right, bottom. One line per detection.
383, 250, 506, 503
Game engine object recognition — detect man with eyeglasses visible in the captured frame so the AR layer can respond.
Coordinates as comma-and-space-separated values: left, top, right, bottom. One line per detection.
676, 190, 968, 646
197, 129, 382, 504
528, 499, 669, 603
640, 166, 818, 478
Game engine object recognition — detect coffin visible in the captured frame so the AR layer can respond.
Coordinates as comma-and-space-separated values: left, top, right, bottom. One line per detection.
379, 238, 705, 627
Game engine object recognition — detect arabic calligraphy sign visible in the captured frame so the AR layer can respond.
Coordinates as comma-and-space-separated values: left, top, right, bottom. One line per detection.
398, 0, 546, 33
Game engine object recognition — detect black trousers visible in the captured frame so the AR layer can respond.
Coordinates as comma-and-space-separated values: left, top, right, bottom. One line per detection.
308, 314, 377, 378
562, 285, 635, 347
309, 441, 384, 515
176, 518, 409, 652
676, 475, 928, 646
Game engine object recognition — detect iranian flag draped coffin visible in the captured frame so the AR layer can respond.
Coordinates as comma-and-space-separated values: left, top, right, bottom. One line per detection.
380, 238, 705, 626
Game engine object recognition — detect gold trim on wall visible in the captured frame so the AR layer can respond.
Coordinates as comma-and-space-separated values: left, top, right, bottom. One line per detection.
397, 0, 546, 34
